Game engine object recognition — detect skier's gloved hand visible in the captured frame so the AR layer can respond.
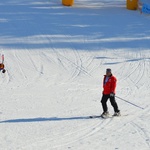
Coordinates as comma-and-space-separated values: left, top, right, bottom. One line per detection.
110, 93, 115, 97
2, 69, 6, 73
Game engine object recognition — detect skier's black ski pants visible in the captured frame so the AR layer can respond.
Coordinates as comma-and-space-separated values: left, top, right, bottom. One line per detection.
101, 94, 119, 113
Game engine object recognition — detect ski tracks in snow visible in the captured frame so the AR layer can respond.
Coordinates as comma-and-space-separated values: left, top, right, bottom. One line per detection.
17, 112, 146, 150
18, 118, 113, 150
45, 20, 94, 81
130, 122, 150, 149
0, 1, 150, 149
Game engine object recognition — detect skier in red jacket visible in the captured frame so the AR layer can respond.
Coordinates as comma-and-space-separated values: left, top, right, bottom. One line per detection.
101, 68, 120, 118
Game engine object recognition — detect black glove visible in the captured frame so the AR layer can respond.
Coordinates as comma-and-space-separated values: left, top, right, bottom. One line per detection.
110, 93, 115, 97
2, 69, 6, 73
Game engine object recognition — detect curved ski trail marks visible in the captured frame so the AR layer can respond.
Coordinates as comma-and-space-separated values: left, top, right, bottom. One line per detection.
13, 51, 27, 80
19, 118, 113, 150
131, 122, 150, 149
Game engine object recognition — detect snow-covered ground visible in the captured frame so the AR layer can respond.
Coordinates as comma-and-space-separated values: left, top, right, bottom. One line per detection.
0, 0, 150, 149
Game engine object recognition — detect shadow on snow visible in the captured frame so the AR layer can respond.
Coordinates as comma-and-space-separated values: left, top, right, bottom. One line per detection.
0, 116, 91, 123
0, 0, 149, 51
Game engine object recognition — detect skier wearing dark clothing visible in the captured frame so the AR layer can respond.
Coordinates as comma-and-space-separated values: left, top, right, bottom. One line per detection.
101, 68, 120, 118
0, 54, 6, 73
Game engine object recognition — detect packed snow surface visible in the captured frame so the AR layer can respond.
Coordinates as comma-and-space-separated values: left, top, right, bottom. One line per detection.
0, 0, 150, 150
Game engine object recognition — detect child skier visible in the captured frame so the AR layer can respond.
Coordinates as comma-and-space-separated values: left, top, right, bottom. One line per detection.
0, 54, 6, 73
0, 63, 6, 73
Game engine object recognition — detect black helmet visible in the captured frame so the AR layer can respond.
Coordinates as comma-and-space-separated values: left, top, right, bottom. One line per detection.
106, 68, 111, 73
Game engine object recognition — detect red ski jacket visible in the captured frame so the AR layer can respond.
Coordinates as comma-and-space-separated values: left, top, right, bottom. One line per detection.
103, 75, 117, 95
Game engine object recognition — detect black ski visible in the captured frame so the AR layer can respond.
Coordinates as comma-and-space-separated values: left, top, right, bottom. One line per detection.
89, 115, 101, 119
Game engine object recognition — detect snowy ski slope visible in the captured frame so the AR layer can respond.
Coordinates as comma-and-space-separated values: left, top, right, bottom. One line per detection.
0, 0, 150, 150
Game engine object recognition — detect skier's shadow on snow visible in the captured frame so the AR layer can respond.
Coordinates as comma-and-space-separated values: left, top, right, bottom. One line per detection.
0, 116, 91, 123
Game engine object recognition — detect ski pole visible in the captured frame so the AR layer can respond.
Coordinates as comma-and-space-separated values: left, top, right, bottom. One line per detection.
115, 95, 144, 110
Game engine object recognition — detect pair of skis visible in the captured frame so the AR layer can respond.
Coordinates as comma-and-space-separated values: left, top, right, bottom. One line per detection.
89, 114, 123, 119
89, 115, 113, 119
89, 114, 128, 119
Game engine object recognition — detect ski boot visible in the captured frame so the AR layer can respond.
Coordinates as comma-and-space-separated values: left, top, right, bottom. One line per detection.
113, 111, 121, 117
101, 111, 110, 118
